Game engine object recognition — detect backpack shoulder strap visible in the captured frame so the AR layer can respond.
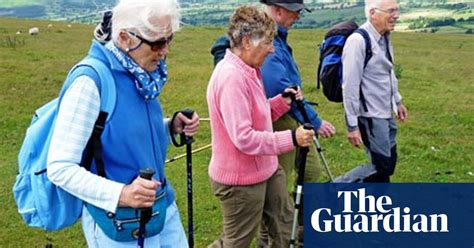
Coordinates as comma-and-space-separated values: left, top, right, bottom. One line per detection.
354, 28, 373, 68
353, 28, 372, 112
63, 57, 116, 177
316, 43, 322, 89
383, 35, 393, 63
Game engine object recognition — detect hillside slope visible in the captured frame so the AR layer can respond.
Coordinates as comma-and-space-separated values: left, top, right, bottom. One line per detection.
0, 17, 473, 247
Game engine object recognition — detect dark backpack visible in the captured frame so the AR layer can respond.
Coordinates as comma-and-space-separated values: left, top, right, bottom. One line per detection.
210, 35, 230, 67
317, 21, 372, 103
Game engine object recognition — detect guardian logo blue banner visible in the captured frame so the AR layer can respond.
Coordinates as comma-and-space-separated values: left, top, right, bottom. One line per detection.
303, 183, 474, 248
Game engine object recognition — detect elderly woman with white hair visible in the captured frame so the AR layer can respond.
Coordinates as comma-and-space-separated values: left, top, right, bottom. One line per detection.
207, 5, 315, 247
47, 0, 199, 246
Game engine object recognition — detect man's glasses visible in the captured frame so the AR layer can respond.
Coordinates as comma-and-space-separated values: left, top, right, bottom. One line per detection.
128, 31, 173, 51
374, 7, 400, 16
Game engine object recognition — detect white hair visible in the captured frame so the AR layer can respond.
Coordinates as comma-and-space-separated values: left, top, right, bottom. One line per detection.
229, 26, 267, 47
364, 0, 384, 20
111, 0, 181, 42
250, 36, 266, 47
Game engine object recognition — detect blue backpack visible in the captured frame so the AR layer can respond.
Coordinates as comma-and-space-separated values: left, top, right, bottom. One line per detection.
13, 57, 116, 231
317, 20, 372, 103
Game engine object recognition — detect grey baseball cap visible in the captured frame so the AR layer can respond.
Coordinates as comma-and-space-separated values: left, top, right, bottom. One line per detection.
260, 0, 311, 13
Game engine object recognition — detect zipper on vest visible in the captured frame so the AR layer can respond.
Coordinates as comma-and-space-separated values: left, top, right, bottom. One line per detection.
145, 101, 160, 174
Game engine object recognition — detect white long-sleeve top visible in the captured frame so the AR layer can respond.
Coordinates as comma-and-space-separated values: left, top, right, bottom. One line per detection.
47, 76, 124, 213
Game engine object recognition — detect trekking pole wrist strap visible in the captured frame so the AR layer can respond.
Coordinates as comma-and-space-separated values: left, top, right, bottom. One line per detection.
291, 129, 298, 147
170, 111, 185, 147
169, 109, 195, 147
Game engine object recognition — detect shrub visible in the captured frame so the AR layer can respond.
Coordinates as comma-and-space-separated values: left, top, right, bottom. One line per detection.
1, 35, 25, 48
394, 64, 404, 79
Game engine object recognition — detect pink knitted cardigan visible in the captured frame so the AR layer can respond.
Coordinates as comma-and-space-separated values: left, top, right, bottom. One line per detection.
207, 50, 295, 186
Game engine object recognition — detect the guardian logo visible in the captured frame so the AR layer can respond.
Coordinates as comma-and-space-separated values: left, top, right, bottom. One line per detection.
311, 188, 449, 233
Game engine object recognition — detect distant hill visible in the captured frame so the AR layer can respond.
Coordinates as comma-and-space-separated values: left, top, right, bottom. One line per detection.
0, 0, 473, 33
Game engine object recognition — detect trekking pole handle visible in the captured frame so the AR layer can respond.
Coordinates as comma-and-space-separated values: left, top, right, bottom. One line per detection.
181, 109, 194, 122
139, 168, 154, 213
181, 109, 195, 143
138, 168, 155, 248
299, 123, 314, 150
140, 168, 155, 180
281, 85, 298, 102
303, 123, 314, 131
282, 85, 312, 122
139, 168, 154, 223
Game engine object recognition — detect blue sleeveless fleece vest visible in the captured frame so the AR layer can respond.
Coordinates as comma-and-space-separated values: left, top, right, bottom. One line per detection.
86, 41, 175, 206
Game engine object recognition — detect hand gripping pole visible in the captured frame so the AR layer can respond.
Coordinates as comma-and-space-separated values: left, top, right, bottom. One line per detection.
137, 168, 155, 248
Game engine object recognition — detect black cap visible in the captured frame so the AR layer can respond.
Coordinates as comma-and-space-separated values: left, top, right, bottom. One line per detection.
260, 0, 311, 13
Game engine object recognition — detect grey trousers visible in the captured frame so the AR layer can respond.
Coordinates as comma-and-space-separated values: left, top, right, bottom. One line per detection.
336, 117, 398, 183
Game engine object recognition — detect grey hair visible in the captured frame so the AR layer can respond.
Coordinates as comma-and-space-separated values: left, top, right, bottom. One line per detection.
365, 0, 384, 20
227, 5, 275, 49
111, 0, 181, 43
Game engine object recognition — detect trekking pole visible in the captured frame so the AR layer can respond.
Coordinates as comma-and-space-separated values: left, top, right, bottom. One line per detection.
137, 168, 155, 248
295, 98, 334, 182
290, 123, 313, 248
165, 144, 211, 164
181, 109, 195, 248
286, 86, 335, 182
312, 136, 334, 182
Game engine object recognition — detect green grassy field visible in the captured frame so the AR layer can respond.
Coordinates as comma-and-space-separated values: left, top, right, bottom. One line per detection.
1, 17, 473, 247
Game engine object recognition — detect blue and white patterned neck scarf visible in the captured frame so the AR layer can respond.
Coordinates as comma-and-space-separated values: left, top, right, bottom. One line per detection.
105, 41, 168, 100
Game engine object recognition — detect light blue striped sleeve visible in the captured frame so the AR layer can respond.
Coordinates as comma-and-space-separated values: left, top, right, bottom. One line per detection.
47, 75, 124, 213
163, 118, 173, 145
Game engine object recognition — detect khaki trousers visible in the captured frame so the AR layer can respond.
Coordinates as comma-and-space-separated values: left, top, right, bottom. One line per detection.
208, 167, 293, 248
257, 114, 323, 247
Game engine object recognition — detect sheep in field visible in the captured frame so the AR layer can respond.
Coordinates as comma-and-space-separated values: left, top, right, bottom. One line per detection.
28, 27, 39, 35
